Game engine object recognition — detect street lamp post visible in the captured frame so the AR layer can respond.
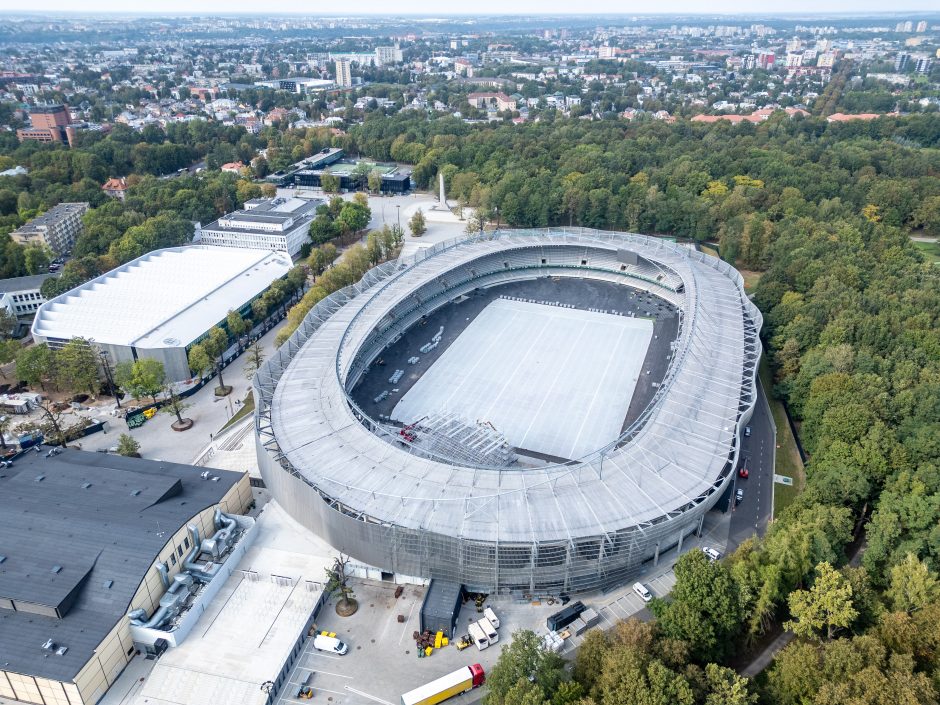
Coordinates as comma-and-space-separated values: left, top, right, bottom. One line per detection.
396, 204, 401, 231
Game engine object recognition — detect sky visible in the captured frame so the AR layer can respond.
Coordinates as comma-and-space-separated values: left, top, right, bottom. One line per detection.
0, 1, 937, 14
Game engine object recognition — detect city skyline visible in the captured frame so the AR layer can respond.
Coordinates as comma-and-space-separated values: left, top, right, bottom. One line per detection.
0, 2, 939, 15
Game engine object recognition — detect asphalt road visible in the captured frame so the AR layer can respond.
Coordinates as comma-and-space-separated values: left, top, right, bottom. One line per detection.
728, 376, 776, 550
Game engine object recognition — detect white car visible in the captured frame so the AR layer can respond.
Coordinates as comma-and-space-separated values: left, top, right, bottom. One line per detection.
702, 546, 722, 562
632, 582, 653, 602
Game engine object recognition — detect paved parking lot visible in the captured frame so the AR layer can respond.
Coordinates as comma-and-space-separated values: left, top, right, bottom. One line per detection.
276, 582, 580, 705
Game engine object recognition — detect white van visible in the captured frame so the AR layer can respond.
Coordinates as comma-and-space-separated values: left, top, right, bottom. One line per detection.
468, 621, 489, 650
483, 606, 500, 629
632, 582, 652, 602
312, 634, 348, 655
478, 617, 498, 644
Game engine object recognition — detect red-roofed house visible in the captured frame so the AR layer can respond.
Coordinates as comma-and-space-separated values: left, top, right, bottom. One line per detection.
825, 112, 884, 122
221, 162, 245, 174
102, 177, 128, 201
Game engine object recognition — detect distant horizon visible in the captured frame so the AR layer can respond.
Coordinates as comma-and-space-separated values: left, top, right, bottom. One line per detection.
0, 4, 938, 17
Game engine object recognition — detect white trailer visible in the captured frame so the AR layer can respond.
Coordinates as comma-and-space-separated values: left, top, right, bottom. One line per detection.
468, 621, 489, 650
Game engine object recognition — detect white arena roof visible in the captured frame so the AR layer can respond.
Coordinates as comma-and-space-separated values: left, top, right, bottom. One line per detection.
33, 246, 292, 349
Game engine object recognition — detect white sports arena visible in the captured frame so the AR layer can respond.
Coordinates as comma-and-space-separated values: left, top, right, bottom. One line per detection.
254, 229, 762, 594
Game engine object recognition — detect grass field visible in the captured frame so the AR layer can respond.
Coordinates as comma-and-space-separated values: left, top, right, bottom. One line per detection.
759, 358, 806, 517
218, 390, 254, 434
913, 240, 940, 264
700, 243, 720, 258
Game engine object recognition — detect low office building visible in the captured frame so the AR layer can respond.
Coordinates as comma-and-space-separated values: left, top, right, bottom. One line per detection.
16, 104, 71, 145
0, 273, 55, 335
197, 196, 321, 257
10, 203, 89, 255
0, 449, 252, 705
264, 147, 345, 187
31, 245, 293, 381
255, 77, 335, 94
293, 160, 412, 194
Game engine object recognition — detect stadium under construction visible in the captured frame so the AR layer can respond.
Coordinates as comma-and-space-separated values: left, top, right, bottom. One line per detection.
254, 229, 762, 594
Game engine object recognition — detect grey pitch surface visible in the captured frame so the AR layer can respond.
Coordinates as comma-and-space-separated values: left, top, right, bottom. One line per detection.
391, 298, 653, 460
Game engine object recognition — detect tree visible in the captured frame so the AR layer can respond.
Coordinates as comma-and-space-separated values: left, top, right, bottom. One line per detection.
886, 554, 940, 614
325, 554, 358, 616
201, 326, 232, 396
367, 168, 383, 193
35, 401, 70, 447
54, 338, 101, 395
0, 338, 19, 379
785, 561, 858, 641
225, 309, 248, 340
160, 385, 192, 430
116, 433, 140, 457
320, 173, 340, 193
0, 308, 16, 339
187, 343, 212, 380
409, 208, 427, 236
703, 664, 756, 705
651, 549, 743, 661
16, 343, 55, 390
23, 245, 51, 275
114, 358, 166, 404
484, 630, 566, 705
243, 342, 265, 381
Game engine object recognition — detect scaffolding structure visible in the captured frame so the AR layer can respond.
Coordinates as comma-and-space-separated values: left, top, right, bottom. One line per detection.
406, 412, 517, 467
253, 229, 763, 594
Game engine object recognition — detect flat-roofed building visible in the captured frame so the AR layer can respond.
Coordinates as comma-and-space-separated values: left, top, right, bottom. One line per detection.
0, 273, 55, 335
10, 202, 89, 255
31, 246, 293, 381
16, 104, 71, 145
0, 449, 251, 705
197, 196, 321, 257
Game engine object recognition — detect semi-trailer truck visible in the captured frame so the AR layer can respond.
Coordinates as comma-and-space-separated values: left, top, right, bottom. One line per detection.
400, 664, 485, 705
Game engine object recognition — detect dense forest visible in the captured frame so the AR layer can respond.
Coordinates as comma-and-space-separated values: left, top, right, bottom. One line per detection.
343, 113, 940, 704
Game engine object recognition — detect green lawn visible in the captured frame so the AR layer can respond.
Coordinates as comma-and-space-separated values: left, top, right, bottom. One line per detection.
700, 243, 720, 258
759, 358, 806, 518
913, 240, 940, 264
218, 390, 254, 434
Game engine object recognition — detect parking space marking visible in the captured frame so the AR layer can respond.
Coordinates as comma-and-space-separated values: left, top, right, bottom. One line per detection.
345, 686, 395, 705
398, 597, 419, 645
305, 651, 343, 660
296, 666, 353, 679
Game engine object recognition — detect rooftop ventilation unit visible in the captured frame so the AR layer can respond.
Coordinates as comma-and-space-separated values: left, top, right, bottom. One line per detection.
55, 646, 68, 656
51, 565, 62, 574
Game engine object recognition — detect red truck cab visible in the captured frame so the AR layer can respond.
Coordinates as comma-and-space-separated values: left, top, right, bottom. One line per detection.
469, 664, 485, 687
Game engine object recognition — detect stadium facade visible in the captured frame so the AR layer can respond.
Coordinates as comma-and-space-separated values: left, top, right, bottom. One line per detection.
255, 229, 762, 594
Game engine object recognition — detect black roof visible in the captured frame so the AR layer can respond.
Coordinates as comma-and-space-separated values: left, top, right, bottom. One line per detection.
0, 448, 243, 683
0, 273, 56, 293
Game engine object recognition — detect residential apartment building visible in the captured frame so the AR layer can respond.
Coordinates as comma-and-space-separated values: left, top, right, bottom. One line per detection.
375, 44, 403, 66
335, 58, 352, 87
10, 202, 89, 255
467, 92, 517, 112
197, 197, 321, 257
